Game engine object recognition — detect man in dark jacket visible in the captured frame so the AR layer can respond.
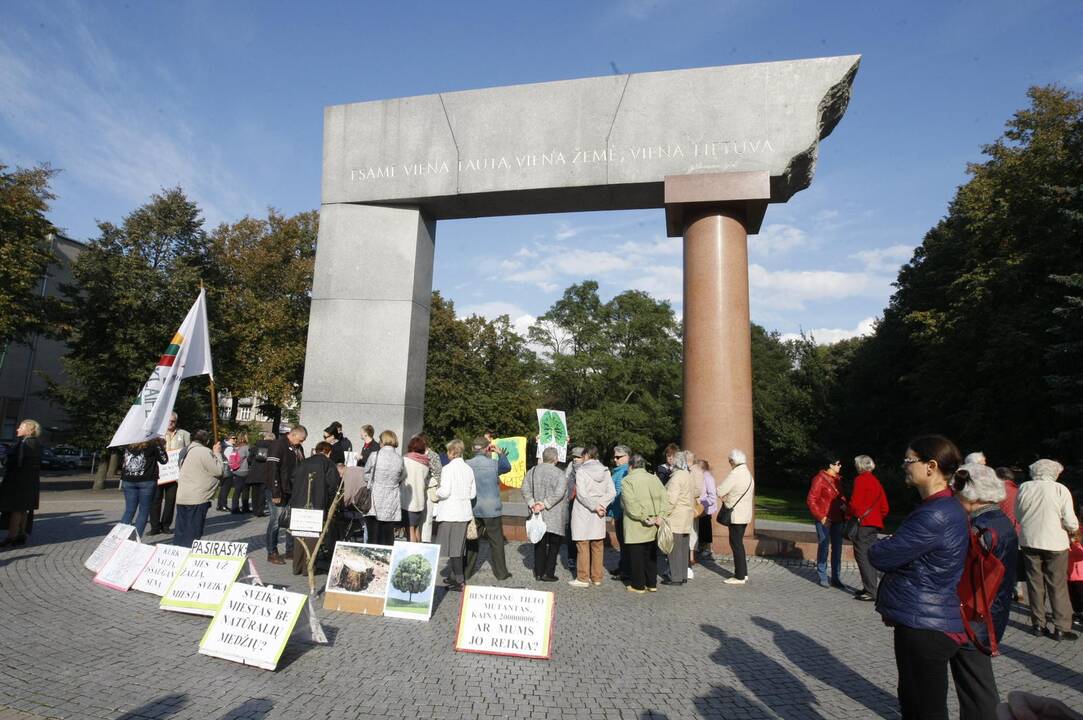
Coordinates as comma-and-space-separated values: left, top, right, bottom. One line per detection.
247, 433, 274, 517
289, 440, 341, 575
264, 425, 306, 565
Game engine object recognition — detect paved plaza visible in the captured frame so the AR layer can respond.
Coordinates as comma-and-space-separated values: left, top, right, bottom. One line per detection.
1, 487, 1080, 720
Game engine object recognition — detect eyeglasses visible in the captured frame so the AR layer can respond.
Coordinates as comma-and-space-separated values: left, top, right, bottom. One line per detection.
902, 458, 922, 466
614, 454, 627, 459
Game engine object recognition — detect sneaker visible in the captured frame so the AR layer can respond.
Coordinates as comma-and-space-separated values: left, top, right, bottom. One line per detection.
568, 579, 590, 587
646, 586, 658, 592
724, 577, 747, 585
854, 591, 874, 602
590, 580, 602, 586
687, 568, 694, 580
626, 586, 646, 594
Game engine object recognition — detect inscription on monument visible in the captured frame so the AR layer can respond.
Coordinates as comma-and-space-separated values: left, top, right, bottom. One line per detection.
349, 138, 774, 182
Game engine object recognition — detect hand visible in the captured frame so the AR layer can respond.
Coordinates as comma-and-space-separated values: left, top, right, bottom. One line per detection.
157, 437, 167, 446
531, 503, 544, 513
820, 517, 828, 524
272, 497, 283, 506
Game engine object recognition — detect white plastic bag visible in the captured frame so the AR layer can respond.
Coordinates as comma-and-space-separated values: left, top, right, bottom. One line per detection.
526, 512, 547, 544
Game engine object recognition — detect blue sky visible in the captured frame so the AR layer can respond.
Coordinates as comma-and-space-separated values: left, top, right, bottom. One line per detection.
3, 0, 1081, 342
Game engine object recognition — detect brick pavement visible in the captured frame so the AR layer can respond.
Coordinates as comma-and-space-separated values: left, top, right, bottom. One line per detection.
0, 489, 1080, 719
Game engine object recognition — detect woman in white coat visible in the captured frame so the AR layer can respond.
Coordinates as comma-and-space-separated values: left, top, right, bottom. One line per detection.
569, 446, 616, 587
433, 439, 476, 591
716, 448, 755, 585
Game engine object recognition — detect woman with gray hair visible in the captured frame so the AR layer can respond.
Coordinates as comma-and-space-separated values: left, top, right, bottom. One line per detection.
0, 419, 42, 547
848, 454, 890, 601
662, 450, 696, 585
949, 462, 1018, 716
716, 449, 754, 585
1016, 458, 1080, 640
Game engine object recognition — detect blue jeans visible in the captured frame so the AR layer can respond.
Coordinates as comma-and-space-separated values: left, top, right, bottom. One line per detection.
265, 488, 293, 556
815, 520, 843, 585
174, 502, 210, 548
121, 480, 157, 537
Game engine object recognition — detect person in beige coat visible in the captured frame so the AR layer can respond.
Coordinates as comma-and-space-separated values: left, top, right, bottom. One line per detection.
173, 431, 224, 548
663, 451, 697, 585
1016, 458, 1080, 638
569, 447, 616, 587
716, 448, 754, 585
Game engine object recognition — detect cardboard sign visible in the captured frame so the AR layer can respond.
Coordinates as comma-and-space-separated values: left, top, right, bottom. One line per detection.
455, 586, 555, 659
288, 508, 324, 539
323, 542, 391, 615
132, 544, 191, 596
93, 539, 156, 591
199, 583, 308, 670
160, 542, 248, 616
84, 524, 137, 572
158, 449, 181, 485
384, 542, 440, 621
535, 409, 568, 462
495, 437, 527, 489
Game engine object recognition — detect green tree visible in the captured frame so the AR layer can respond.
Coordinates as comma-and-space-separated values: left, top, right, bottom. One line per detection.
424, 291, 540, 445
0, 163, 58, 351
391, 553, 432, 601
51, 188, 214, 457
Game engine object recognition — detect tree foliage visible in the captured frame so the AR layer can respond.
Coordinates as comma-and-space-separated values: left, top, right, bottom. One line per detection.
0, 163, 58, 349
391, 553, 432, 601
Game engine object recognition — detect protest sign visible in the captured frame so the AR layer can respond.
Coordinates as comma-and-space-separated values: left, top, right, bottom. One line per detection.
288, 508, 324, 539
198, 583, 308, 670
157, 449, 181, 485
323, 542, 391, 615
495, 437, 527, 489
454, 586, 555, 659
84, 523, 137, 572
93, 539, 156, 591
535, 409, 568, 462
160, 541, 247, 616
132, 544, 191, 596
384, 542, 440, 621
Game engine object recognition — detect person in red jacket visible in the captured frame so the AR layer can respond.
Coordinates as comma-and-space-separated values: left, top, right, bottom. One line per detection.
848, 454, 890, 601
807, 457, 847, 588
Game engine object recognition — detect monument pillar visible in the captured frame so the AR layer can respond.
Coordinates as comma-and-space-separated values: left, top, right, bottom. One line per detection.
666, 172, 770, 539
298, 203, 434, 447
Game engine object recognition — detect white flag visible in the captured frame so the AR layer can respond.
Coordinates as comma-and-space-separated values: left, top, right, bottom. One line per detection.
108, 290, 214, 447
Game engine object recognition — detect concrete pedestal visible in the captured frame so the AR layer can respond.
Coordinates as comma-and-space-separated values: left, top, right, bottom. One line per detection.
298, 204, 434, 447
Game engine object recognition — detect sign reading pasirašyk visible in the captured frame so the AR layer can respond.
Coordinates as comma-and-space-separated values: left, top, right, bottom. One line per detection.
160, 540, 247, 616
108, 289, 214, 448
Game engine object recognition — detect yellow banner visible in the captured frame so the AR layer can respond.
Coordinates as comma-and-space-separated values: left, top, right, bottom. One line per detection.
495, 436, 527, 488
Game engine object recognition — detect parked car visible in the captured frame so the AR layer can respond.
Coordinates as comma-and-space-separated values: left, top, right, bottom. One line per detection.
53, 445, 93, 469
41, 448, 79, 471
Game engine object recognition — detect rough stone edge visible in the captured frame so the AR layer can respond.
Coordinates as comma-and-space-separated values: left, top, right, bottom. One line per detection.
772, 55, 861, 202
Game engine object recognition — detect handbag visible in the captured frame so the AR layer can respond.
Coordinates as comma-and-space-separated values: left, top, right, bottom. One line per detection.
466, 518, 479, 540
656, 517, 675, 555
844, 488, 884, 542
717, 476, 752, 526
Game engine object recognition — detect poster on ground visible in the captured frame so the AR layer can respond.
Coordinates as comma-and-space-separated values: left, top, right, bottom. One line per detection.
159, 540, 247, 616
93, 539, 156, 591
84, 523, 137, 572
132, 544, 191, 596
535, 409, 568, 462
454, 586, 555, 659
157, 449, 181, 485
323, 542, 391, 615
198, 582, 308, 671
383, 541, 440, 621
495, 437, 527, 489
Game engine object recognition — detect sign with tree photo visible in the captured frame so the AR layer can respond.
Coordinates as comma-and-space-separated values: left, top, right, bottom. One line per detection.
383, 541, 440, 621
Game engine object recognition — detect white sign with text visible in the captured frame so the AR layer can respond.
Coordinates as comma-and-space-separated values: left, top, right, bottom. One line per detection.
199, 583, 308, 670
84, 524, 137, 572
454, 586, 555, 659
132, 544, 191, 596
157, 449, 181, 485
93, 539, 156, 591
288, 508, 324, 539
159, 542, 248, 616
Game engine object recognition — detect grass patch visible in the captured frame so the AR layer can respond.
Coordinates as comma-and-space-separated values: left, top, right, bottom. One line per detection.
755, 485, 905, 533
385, 597, 430, 614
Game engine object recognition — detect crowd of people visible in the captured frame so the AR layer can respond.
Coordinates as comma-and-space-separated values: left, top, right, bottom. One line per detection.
3, 415, 1082, 718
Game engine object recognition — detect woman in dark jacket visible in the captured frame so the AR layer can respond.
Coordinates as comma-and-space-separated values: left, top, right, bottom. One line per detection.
120, 438, 169, 536
0, 419, 43, 547
324, 421, 353, 466
869, 435, 969, 720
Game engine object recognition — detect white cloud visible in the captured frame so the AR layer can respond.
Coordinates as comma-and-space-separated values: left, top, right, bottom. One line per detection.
850, 244, 914, 273
0, 11, 258, 232
748, 264, 891, 312
780, 317, 878, 345
457, 301, 537, 339
749, 223, 810, 257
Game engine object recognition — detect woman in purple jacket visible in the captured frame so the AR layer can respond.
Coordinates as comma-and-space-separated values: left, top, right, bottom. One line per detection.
869, 435, 969, 720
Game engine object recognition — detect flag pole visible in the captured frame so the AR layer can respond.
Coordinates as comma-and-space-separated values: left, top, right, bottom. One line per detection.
201, 280, 220, 445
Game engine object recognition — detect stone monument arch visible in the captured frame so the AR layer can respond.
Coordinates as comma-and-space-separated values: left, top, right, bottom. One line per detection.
300, 55, 860, 473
